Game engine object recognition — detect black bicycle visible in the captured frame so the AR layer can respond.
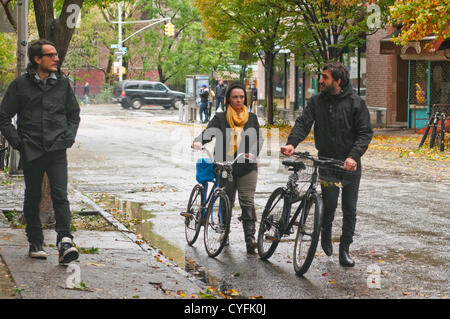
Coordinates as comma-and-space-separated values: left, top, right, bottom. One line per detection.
182, 149, 245, 258
257, 151, 355, 276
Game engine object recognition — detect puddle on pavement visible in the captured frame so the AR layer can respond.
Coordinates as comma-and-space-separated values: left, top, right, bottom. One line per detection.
92, 193, 185, 266
93, 193, 242, 298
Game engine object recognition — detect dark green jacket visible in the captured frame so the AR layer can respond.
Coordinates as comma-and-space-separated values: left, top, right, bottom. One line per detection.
194, 111, 264, 178
287, 82, 373, 163
0, 64, 80, 163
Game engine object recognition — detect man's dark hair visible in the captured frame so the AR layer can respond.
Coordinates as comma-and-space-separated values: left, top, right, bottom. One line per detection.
225, 81, 248, 108
28, 39, 57, 67
323, 61, 349, 88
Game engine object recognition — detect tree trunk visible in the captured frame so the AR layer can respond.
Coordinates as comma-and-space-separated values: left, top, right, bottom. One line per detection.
39, 173, 55, 225
33, 0, 84, 64
265, 51, 275, 125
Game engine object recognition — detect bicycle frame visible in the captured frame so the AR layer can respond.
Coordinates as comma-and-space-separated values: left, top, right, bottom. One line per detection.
280, 162, 321, 238
196, 149, 245, 226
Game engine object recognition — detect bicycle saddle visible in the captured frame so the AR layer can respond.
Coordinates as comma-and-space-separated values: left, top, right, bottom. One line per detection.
282, 159, 306, 171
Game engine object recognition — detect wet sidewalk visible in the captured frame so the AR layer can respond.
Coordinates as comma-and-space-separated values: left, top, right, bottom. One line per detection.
0, 174, 205, 299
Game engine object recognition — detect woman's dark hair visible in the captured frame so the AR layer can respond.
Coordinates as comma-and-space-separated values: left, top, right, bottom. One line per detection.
225, 81, 248, 108
322, 61, 349, 88
28, 39, 56, 67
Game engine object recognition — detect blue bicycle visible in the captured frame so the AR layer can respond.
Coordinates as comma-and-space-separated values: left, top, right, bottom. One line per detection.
181, 149, 245, 257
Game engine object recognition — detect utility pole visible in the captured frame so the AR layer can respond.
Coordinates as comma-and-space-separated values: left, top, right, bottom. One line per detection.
113, 2, 173, 81
9, 0, 28, 175
118, 2, 123, 81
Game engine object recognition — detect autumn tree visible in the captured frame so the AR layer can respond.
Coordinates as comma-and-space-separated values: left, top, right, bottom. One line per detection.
389, 0, 450, 49
194, 0, 293, 124
273, 0, 394, 71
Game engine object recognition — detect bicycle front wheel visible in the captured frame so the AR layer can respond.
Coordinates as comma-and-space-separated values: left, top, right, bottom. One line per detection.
185, 184, 204, 246
204, 189, 231, 258
257, 187, 289, 260
293, 191, 323, 276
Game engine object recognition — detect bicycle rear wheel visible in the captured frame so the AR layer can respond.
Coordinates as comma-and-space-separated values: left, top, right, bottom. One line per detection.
293, 191, 322, 276
204, 189, 231, 257
184, 184, 204, 246
257, 187, 289, 260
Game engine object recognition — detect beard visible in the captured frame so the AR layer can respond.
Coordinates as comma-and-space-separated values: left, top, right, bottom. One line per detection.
320, 80, 336, 93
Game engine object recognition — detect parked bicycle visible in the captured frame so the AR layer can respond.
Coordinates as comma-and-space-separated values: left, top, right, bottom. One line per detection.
257, 151, 355, 276
181, 149, 245, 258
419, 104, 449, 152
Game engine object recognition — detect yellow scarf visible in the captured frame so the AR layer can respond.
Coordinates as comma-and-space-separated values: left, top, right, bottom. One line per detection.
226, 105, 249, 156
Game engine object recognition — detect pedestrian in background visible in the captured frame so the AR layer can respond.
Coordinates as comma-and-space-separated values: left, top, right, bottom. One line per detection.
82, 81, 89, 106
199, 84, 209, 124
192, 81, 264, 254
0, 39, 80, 264
215, 79, 226, 112
208, 87, 215, 120
250, 82, 257, 113
281, 61, 373, 267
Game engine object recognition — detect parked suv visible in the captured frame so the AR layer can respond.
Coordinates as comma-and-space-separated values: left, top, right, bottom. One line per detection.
112, 80, 185, 110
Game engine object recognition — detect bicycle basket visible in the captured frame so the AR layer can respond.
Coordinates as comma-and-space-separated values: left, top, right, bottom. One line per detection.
196, 158, 215, 184
319, 165, 356, 187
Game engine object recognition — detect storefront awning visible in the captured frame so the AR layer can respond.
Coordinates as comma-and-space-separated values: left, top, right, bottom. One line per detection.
380, 34, 449, 55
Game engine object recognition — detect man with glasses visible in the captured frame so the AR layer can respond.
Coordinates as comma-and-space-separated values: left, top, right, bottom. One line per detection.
0, 40, 80, 264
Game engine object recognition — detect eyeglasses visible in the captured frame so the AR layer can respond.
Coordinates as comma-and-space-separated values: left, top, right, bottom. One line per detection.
41, 53, 59, 59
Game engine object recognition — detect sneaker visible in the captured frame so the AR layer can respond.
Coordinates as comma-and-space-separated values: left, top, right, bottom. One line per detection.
58, 237, 79, 264
29, 242, 49, 259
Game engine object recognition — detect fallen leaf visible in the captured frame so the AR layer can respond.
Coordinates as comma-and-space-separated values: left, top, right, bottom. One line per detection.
402, 291, 411, 296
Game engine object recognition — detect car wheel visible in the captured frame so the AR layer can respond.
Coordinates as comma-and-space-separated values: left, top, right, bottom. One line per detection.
172, 98, 183, 109
163, 105, 171, 110
131, 98, 142, 110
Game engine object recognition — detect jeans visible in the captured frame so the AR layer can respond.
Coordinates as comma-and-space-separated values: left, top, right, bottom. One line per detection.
320, 172, 361, 246
199, 102, 208, 123
22, 150, 73, 245
215, 97, 225, 112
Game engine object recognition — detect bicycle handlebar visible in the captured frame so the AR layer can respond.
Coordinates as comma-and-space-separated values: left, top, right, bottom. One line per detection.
191, 146, 246, 166
292, 152, 346, 168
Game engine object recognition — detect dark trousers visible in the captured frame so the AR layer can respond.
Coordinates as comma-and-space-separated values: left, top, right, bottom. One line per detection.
22, 150, 73, 245
199, 102, 208, 123
320, 173, 361, 246
215, 97, 225, 111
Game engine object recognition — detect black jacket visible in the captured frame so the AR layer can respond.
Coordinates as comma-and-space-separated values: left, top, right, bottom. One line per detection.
0, 64, 80, 163
194, 111, 264, 177
287, 82, 373, 163
215, 84, 227, 98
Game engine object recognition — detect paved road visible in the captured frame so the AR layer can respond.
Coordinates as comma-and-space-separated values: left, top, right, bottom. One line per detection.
68, 104, 449, 299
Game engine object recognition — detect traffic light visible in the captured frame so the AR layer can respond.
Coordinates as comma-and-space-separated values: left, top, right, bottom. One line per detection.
164, 22, 174, 37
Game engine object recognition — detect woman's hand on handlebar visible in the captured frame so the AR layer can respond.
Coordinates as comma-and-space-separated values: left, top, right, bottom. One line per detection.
191, 142, 204, 150
244, 153, 255, 160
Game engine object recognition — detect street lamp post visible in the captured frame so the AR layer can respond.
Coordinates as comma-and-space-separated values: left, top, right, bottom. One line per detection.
113, 2, 173, 81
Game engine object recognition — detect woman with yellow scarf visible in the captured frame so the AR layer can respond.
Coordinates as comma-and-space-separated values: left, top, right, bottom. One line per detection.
192, 81, 263, 254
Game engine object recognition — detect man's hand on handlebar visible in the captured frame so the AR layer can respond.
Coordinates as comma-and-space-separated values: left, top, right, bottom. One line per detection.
280, 144, 295, 157
344, 157, 357, 172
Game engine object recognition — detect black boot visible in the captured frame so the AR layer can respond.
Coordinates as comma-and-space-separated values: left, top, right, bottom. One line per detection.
243, 220, 257, 255
339, 244, 355, 267
321, 227, 333, 256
